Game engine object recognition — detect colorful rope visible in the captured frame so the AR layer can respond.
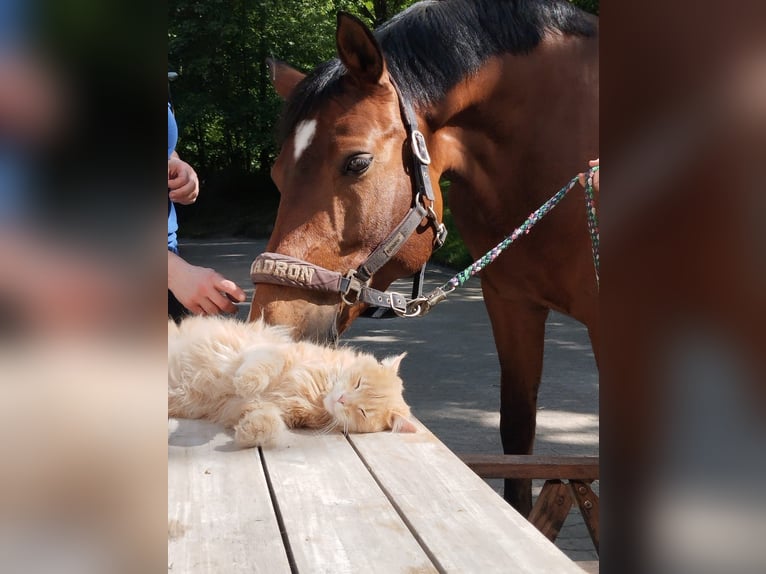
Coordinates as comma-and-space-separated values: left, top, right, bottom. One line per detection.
444, 166, 600, 290
584, 166, 599, 287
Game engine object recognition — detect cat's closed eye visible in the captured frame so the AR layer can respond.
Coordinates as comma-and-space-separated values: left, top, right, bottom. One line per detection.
354, 378, 362, 390
358, 408, 367, 418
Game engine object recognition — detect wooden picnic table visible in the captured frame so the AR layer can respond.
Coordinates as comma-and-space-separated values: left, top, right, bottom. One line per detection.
168, 418, 585, 573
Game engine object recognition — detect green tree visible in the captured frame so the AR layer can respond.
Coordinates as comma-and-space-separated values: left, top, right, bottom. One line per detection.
359, 1, 415, 27
571, 0, 599, 15
168, 0, 596, 238
168, 0, 422, 179
168, 0, 379, 235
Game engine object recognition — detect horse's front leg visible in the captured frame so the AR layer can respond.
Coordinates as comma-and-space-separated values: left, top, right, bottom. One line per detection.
482, 286, 550, 517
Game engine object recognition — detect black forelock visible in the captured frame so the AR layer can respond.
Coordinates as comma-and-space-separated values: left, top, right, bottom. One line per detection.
276, 59, 345, 144
277, 0, 595, 144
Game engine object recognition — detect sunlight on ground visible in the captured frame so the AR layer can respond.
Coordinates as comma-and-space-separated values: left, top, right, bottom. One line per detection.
537, 410, 599, 446
180, 241, 259, 247
418, 405, 599, 448
420, 405, 501, 428
462, 293, 486, 301
345, 335, 408, 344
544, 337, 595, 353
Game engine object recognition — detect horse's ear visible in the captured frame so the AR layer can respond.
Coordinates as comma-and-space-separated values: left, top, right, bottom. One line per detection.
336, 12, 385, 85
266, 58, 305, 100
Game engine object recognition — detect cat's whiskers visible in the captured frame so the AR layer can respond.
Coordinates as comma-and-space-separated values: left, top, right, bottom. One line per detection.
316, 418, 339, 436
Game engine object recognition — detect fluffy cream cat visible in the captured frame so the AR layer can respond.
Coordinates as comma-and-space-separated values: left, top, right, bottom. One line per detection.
168, 315, 416, 447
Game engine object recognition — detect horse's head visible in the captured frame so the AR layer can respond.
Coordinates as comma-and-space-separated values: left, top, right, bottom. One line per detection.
249, 13, 445, 342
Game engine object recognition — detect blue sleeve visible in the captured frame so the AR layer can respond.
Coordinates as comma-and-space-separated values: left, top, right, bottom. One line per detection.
168, 103, 178, 159
167, 104, 178, 250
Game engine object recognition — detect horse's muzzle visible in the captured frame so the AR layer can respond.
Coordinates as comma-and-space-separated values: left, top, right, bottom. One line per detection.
249, 284, 341, 344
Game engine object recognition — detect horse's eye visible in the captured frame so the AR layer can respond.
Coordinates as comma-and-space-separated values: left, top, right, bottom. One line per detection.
344, 154, 373, 175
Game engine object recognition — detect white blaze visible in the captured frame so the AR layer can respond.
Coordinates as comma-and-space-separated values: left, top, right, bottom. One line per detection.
293, 119, 317, 162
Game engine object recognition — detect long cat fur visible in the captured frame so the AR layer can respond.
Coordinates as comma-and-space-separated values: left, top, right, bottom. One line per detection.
168, 315, 416, 447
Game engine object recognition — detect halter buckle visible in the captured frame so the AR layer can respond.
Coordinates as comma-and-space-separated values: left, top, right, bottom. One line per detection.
411, 130, 431, 165
340, 270, 367, 306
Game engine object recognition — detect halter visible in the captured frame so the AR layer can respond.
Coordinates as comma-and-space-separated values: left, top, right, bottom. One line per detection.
251, 76, 601, 322
250, 76, 448, 317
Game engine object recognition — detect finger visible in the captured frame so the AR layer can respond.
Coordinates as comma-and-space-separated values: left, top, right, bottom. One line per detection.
589, 158, 599, 167
216, 278, 246, 302
168, 171, 191, 190
186, 303, 204, 315
168, 181, 198, 203
208, 290, 238, 314
197, 297, 221, 316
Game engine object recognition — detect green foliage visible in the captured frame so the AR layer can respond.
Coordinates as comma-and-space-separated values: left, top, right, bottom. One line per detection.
430, 180, 472, 269
168, 0, 419, 180
570, 0, 599, 15
169, 0, 596, 244
359, 1, 418, 27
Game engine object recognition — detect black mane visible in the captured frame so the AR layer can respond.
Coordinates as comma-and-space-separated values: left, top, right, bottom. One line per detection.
278, 0, 595, 143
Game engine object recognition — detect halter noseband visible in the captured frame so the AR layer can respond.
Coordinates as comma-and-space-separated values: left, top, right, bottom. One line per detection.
250, 76, 447, 317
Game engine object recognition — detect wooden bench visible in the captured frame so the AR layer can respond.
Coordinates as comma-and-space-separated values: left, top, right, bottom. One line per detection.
169, 418, 588, 573
459, 454, 600, 554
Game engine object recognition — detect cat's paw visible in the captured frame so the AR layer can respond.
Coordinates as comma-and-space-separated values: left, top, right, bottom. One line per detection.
234, 409, 287, 448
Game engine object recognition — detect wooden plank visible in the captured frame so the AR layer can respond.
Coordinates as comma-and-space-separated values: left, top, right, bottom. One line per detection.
168, 419, 291, 574
349, 421, 586, 573
576, 560, 599, 574
261, 430, 437, 574
458, 454, 599, 480
569, 480, 600, 554
528, 480, 574, 542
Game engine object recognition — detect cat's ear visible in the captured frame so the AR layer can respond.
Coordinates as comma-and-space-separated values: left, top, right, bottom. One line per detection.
391, 413, 417, 433
382, 352, 407, 374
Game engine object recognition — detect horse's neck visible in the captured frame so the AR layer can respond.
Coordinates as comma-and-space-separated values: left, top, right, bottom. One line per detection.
427, 33, 598, 218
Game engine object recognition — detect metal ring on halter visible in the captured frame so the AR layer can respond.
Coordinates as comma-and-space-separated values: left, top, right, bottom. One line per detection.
426, 204, 448, 248
394, 297, 429, 318
411, 130, 431, 165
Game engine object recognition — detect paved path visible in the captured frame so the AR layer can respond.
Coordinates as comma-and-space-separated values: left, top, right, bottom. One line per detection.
178, 237, 599, 564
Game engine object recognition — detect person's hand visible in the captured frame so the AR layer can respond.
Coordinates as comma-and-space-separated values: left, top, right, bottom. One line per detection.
578, 158, 599, 192
168, 252, 246, 315
168, 155, 199, 205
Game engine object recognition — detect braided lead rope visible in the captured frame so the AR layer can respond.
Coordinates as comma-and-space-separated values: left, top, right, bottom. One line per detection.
396, 166, 600, 317
584, 166, 600, 287
445, 168, 599, 290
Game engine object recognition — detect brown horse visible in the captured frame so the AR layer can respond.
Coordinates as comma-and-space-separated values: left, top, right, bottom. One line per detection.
249, 0, 598, 516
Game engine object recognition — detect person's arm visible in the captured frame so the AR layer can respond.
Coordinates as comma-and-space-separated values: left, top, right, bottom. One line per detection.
168, 151, 199, 205
168, 250, 245, 315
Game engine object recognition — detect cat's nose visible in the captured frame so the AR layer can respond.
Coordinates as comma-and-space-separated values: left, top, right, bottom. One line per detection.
337, 394, 346, 405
